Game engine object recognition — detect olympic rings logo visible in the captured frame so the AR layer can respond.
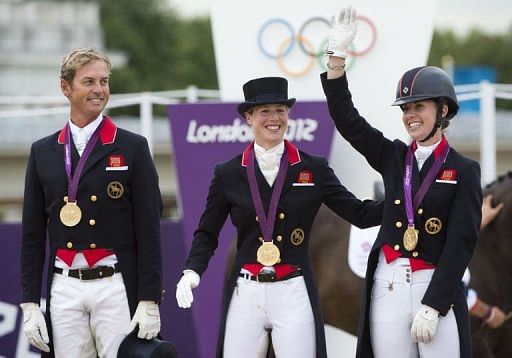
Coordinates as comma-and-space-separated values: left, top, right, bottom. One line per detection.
257, 16, 377, 77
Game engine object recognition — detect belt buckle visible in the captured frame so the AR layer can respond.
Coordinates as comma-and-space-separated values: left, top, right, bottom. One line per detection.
257, 272, 275, 283
78, 268, 85, 281
102, 266, 115, 278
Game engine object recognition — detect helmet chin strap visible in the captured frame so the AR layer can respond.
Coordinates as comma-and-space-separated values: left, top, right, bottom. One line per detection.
418, 100, 444, 143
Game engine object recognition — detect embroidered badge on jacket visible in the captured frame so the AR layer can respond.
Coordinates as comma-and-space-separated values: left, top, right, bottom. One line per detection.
436, 168, 457, 184
293, 170, 314, 187
106, 154, 128, 171
291, 228, 305, 245
107, 181, 124, 199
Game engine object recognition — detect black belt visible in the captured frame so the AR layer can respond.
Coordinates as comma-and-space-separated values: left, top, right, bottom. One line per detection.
54, 264, 120, 281
238, 270, 302, 283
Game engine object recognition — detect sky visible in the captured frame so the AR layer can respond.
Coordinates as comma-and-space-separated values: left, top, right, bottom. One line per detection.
168, 0, 512, 35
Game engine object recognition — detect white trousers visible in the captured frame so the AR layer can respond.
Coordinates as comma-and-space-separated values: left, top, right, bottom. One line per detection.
224, 276, 316, 358
50, 272, 131, 358
370, 253, 460, 358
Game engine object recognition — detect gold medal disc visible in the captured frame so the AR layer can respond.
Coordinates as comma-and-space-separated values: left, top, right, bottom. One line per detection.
403, 225, 419, 251
257, 241, 281, 266
60, 202, 82, 227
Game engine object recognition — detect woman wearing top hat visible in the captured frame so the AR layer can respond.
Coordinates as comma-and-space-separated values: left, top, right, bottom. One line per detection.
320, 7, 482, 358
175, 76, 383, 357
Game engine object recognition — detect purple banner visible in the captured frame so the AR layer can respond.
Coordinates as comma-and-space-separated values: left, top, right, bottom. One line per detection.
168, 101, 334, 358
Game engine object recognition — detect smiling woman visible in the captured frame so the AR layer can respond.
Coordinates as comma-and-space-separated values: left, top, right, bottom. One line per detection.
245, 104, 289, 149
175, 75, 383, 358
321, 7, 482, 358
400, 101, 446, 143
391, 66, 459, 146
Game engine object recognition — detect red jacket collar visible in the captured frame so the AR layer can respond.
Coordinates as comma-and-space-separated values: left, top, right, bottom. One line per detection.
241, 140, 301, 167
57, 116, 117, 145
411, 136, 448, 159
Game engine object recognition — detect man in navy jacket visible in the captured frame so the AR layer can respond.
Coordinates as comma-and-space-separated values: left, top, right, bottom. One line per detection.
20, 48, 163, 357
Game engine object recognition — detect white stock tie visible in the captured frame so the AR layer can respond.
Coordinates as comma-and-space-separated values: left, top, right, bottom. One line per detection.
258, 151, 280, 186
415, 147, 432, 171
75, 128, 87, 156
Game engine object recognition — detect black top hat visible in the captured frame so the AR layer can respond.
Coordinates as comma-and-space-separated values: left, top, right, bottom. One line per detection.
237, 77, 296, 116
117, 329, 178, 358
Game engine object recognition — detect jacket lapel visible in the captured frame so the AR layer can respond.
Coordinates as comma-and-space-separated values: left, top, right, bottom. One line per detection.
239, 140, 303, 207
51, 130, 80, 173
411, 159, 421, 198
281, 140, 303, 195
281, 160, 304, 195
52, 141, 65, 162
254, 160, 272, 204
53, 116, 119, 180
80, 140, 118, 178
419, 155, 435, 181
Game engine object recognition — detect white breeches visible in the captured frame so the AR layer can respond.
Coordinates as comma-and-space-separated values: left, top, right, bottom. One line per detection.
50, 272, 131, 358
224, 276, 316, 358
370, 253, 460, 358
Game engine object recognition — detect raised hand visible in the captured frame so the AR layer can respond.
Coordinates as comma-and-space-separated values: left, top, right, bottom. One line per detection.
326, 6, 357, 59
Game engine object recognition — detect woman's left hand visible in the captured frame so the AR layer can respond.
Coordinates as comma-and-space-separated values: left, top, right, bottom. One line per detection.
411, 304, 440, 343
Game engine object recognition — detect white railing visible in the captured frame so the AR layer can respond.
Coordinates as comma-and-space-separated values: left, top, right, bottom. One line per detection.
2, 82, 512, 184
0, 86, 221, 155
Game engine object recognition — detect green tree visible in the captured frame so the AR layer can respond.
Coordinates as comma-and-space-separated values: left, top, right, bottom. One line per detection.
429, 27, 512, 108
99, 0, 218, 95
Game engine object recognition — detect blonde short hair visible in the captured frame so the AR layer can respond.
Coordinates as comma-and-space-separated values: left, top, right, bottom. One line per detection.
60, 47, 112, 84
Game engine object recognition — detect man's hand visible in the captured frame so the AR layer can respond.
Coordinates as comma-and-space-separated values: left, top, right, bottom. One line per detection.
20, 302, 50, 352
485, 306, 506, 329
411, 304, 440, 343
128, 301, 161, 339
176, 270, 200, 309
326, 6, 357, 59
481, 195, 503, 229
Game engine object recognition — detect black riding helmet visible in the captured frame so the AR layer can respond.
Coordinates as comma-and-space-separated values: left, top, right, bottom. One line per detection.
392, 66, 459, 142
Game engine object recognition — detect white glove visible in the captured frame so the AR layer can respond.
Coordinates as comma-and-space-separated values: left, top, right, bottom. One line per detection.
176, 270, 200, 309
326, 6, 357, 59
20, 302, 50, 352
128, 301, 161, 339
411, 304, 440, 343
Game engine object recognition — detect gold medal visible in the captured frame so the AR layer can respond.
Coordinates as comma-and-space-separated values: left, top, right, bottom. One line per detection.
257, 241, 281, 266
403, 225, 419, 251
60, 202, 82, 227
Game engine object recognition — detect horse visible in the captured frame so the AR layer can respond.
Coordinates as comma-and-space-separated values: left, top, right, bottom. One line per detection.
309, 204, 362, 335
468, 171, 512, 357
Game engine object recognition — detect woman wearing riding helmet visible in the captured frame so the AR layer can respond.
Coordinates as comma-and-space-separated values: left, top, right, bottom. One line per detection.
320, 7, 482, 358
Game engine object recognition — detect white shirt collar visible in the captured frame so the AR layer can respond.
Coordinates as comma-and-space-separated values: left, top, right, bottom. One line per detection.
415, 139, 441, 170
68, 113, 103, 143
415, 139, 441, 158
254, 141, 285, 158
253, 141, 285, 185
